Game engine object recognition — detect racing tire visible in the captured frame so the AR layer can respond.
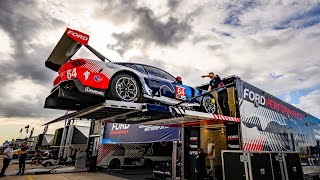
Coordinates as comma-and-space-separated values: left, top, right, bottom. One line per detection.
109, 73, 142, 102
109, 159, 121, 169
201, 95, 217, 114
44, 162, 52, 168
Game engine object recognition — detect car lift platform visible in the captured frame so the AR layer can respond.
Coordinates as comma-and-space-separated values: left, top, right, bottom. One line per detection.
44, 100, 240, 127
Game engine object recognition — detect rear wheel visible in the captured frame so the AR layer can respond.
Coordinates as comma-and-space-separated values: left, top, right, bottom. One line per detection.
44, 162, 52, 167
109, 73, 142, 102
143, 159, 153, 168
201, 95, 217, 114
109, 159, 121, 169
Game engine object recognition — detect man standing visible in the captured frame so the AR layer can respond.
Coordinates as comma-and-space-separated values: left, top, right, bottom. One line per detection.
0, 144, 14, 177
195, 148, 207, 180
202, 72, 230, 116
17, 142, 27, 175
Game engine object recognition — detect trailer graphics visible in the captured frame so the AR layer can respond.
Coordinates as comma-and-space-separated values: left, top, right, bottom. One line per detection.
97, 123, 179, 168
102, 123, 180, 144
238, 80, 320, 165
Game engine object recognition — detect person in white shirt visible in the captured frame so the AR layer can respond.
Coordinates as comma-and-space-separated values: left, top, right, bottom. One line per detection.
0, 144, 14, 177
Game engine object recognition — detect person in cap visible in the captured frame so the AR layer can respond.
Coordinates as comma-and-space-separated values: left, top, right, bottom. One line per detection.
201, 72, 230, 116
0, 144, 14, 177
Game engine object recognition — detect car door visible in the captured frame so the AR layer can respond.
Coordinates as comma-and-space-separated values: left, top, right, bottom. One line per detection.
143, 65, 176, 98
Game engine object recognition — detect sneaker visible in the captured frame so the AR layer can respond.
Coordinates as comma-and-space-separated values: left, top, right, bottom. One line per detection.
16, 171, 21, 175
20, 172, 24, 175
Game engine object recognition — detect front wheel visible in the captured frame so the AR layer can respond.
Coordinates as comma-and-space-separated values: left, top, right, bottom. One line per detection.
109, 73, 142, 102
201, 95, 217, 114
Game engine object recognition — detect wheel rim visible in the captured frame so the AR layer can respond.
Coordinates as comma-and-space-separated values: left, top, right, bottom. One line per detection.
115, 77, 138, 101
203, 96, 216, 113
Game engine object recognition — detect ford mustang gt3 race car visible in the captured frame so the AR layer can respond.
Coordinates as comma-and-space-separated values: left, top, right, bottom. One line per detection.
44, 28, 217, 114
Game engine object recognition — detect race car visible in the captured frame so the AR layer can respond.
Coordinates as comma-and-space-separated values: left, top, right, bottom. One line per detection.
44, 28, 217, 114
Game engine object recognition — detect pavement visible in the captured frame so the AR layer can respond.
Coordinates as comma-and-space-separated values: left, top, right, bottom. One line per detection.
0, 157, 153, 180
0, 172, 127, 180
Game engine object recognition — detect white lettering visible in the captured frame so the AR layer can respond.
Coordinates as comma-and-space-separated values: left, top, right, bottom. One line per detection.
84, 87, 104, 96
243, 88, 266, 105
189, 144, 198, 148
189, 151, 198, 155
111, 123, 130, 131
67, 30, 89, 41
227, 135, 239, 139
66, 68, 77, 79
228, 144, 240, 148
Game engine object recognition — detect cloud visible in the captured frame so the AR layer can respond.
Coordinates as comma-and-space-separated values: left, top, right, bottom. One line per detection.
274, 3, 320, 30
0, 0, 66, 118
293, 90, 320, 118
110, 5, 193, 55
0, 0, 319, 123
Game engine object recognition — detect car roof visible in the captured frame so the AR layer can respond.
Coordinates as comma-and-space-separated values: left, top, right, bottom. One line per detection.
116, 62, 176, 79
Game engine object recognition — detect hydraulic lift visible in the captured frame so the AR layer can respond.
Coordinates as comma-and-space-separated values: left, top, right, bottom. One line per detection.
44, 100, 240, 180
44, 100, 240, 126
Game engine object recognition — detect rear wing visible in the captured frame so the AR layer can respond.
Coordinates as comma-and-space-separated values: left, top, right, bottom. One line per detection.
45, 28, 110, 71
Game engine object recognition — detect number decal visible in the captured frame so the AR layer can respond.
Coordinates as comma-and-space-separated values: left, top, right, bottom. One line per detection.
176, 86, 186, 100
66, 68, 77, 79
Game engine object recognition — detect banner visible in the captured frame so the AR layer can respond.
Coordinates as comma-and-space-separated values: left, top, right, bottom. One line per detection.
101, 123, 180, 144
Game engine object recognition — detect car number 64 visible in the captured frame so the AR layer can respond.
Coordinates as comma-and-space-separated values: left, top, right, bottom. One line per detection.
67, 68, 77, 79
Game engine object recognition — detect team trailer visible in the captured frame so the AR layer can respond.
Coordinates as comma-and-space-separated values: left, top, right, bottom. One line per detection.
45, 74, 320, 179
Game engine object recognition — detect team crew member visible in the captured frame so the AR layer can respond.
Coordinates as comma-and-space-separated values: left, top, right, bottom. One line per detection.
17, 142, 27, 175
195, 148, 207, 180
202, 72, 230, 116
0, 144, 14, 177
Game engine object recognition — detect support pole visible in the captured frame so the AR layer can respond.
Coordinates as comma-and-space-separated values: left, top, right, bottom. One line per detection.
172, 141, 177, 180
181, 128, 185, 180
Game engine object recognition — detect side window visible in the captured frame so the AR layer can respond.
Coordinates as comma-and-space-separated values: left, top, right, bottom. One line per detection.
117, 63, 146, 74
144, 66, 175, 81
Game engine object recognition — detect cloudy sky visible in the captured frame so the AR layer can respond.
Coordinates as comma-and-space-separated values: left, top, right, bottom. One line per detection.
0, 0, 319, 141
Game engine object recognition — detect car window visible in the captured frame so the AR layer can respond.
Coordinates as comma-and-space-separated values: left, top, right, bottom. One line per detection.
144, 65, 175, 81
116, 63, 146, 74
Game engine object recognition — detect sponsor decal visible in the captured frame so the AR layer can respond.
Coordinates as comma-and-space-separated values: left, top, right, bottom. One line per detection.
83, 71, 90, 81
189, 144, 198, 148
93, 75, 103, 82
189, 137, 197, 142
84, 87, 104, 96
227, 135, 239, 141
243, 88, 265, 105
189, 151, 198, 155
228, 144, 240, 149
138, 125, 168, 131
126, 116, 152, 122
265, 98, 303, 120
110, 123, 130, 135
66, 28, 89, 44
243, 87, 303, 120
